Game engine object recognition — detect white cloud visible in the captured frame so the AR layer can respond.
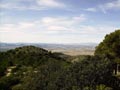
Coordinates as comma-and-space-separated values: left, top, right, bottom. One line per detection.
0, 23, 34, 31
0, 15, 119, 43
99, 0, 120, 13
41, 15, 86, 27
72, 14, 86, 22
77, 25, 117, 34
37, 0, 65, 8
0, 12, 6, 16
47, 26, 68, 31
85, 0, 120, 13
0, 0, 66, 10
0, 15, 86, 33
19, 22, 36, 29
0, 15, 88, 43
0, 3, 46, 10
85, 8, 97, 12
104, 0, 120, 10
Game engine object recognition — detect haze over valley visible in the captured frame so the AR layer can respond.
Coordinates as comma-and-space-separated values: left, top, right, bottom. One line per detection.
0, 42, 97, 56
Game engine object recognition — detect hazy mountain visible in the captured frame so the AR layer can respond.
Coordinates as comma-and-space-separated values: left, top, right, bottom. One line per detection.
0, 42, 98, 55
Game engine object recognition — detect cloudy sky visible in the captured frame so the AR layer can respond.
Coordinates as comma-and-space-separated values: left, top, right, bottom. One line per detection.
0, 0, 120, 44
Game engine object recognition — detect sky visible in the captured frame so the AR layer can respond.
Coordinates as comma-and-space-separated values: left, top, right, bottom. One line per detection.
0, 0, 120, 44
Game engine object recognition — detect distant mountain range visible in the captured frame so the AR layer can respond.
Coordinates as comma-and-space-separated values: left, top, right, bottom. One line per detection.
0, 42, 98, 55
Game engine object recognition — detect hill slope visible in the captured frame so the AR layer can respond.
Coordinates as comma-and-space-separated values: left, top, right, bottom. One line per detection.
0, 46, 69, 76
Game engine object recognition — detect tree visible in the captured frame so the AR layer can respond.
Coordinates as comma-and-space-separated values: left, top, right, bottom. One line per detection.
95, 30, 120, 74
0, 76, 19, 90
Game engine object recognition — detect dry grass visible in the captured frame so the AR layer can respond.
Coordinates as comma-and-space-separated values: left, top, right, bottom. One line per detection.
50, 49, 94, 56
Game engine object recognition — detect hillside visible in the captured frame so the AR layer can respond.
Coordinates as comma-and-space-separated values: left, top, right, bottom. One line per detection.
0, 46, 69, 76
0, 43, 97, 55
0, 46, 71, 90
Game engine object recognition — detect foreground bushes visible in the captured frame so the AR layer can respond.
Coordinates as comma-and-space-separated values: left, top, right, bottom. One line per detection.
21, 56, 120, 90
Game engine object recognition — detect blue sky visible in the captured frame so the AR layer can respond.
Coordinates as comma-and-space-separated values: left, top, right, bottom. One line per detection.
0, 0, 120, 44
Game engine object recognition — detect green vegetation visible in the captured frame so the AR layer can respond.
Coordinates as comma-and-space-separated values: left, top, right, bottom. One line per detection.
0, 30, 120, 90
95, 30, 120, 59
95, 30, 120, 75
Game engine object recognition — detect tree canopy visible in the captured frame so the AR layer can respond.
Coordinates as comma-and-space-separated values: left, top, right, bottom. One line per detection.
95, 30, 120, 63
